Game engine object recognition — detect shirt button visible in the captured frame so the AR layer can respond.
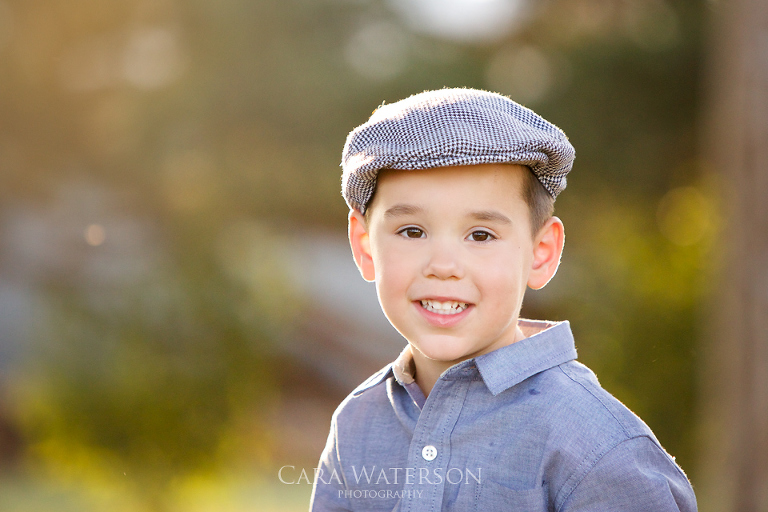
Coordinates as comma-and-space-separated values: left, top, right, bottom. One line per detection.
422, 445, 437, 461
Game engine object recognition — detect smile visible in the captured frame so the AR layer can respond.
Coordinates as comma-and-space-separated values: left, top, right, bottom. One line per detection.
420, 300, 469, 315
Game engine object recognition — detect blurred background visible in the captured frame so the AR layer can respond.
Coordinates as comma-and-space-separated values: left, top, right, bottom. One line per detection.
0, 0, 765, 510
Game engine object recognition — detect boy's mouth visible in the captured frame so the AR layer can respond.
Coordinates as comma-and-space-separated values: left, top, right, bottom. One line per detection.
419, 299, 469, 315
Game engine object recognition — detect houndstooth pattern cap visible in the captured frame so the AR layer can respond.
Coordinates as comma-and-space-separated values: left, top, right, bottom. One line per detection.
341, 88, 575, 213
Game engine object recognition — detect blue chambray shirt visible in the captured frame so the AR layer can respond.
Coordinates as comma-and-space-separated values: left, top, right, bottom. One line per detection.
310, 320, 697, 511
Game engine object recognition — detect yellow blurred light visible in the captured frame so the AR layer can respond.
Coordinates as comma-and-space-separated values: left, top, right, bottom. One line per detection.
656, 186, 713, 246
85, 224, 106, 246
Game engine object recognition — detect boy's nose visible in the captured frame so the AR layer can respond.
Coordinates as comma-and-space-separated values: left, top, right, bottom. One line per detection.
423, 241, 463, 280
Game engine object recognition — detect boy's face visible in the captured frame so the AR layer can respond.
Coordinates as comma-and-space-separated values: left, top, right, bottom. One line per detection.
349, 164, 564, 373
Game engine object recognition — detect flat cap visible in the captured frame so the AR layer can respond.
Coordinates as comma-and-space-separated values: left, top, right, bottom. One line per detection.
341, 88, 575, 213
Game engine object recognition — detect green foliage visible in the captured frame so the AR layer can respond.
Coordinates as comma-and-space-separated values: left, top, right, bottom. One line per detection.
10, 238, 294, 506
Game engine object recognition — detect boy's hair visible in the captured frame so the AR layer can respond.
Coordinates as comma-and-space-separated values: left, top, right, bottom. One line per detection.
340, 88, 575, 216
363, 164, 555, 237
521, 166, 556, 235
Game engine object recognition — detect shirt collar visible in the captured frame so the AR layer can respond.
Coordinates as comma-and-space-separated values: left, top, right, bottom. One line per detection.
353, 319, 577, 396
392, 344, 417, 385
475, 319, 577, 395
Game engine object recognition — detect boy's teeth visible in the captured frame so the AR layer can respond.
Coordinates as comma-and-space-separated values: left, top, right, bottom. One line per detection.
420, 300, 468, 315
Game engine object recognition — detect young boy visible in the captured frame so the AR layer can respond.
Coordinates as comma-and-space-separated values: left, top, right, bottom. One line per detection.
310, 88, 696, 511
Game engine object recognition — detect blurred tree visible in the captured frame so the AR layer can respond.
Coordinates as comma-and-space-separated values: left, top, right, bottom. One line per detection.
698, 0, 768, 509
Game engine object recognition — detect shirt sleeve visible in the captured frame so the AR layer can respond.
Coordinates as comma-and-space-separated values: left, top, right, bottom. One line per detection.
560, 436, 697, 512
309, 414, 352, 512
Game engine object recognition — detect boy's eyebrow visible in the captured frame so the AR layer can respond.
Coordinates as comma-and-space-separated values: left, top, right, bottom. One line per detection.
469, 210, 512, 224
382, 205, 513, 224
383, 204, 424, 218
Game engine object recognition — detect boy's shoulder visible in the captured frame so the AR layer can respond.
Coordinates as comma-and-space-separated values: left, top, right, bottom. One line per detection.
539, 359, 657, 441
329, 362, 395, 422
350, 363, 393, 398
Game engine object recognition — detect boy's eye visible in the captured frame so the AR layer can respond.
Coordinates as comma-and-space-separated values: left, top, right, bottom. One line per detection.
398, 227, 425, 239
468, 230, 494, 242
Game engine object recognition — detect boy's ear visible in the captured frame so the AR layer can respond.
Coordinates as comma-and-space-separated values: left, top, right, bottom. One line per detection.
527, 216, 565, 290
349, 209, 375, 282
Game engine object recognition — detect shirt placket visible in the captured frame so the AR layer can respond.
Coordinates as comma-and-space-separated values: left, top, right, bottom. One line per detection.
400, 366, 473, 512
